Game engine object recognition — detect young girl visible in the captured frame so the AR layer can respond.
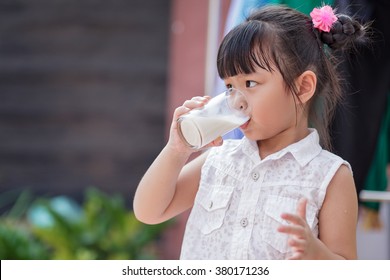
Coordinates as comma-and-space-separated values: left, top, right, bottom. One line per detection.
134, 5, 366, 259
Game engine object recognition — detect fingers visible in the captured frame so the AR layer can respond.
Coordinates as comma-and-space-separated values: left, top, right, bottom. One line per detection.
278, 198, 309, 235
288, 237, 305, 248
173, 106, 191, 120
278, 198, 312, 260
288, 253, 303, 260
277, 223, 304, 235
279, 197, 308, 224
280, 212, 305, 226
286, 238, 306, 260
173, 96, 211, 121
182, 96, 210, 109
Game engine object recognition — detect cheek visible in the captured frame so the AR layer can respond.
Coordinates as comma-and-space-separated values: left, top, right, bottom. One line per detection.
252, 92, 296, 124
274, 89, 296, 110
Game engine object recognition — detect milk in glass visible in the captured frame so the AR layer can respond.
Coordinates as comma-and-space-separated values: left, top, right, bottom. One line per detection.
177, 89, 249, 149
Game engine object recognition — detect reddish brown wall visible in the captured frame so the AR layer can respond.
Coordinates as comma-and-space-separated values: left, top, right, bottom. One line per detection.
163, 0, 230, 260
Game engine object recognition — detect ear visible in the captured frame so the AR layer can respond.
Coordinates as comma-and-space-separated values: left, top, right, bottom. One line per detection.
296, 70, 316, 104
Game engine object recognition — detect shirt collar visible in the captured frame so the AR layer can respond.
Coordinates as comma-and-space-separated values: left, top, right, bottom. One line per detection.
240, 128, 322, 167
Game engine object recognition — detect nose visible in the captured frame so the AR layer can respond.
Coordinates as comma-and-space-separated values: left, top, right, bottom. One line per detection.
228, 88, 250, 115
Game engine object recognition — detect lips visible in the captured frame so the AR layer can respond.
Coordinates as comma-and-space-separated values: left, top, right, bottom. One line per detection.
240, 119, 250, 130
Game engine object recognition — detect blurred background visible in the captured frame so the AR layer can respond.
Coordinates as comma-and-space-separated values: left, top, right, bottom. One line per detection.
0, 0, 171, 260
0, 0, 169, 205
0, 0, 389, 260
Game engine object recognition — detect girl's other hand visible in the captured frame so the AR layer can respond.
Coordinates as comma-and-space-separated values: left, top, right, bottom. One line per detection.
277, 198, 321, 260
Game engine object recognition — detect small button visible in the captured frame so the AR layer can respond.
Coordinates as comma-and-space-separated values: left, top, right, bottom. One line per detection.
240, 218, 248, 227
251, 172, 259, 181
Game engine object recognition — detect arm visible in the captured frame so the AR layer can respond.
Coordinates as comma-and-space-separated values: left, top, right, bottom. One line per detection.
133, 146, 208, 225
316, 164, 358, 259
278, 164, 358, 259
133, 96, 221, 225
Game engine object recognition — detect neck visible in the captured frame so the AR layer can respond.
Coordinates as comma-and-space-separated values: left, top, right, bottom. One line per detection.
257, 124, 310, 160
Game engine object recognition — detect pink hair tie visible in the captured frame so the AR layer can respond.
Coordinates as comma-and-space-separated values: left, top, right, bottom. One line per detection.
310, 5, 337, 33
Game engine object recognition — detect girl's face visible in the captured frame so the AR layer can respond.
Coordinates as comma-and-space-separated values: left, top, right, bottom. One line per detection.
224, 66, 301, 143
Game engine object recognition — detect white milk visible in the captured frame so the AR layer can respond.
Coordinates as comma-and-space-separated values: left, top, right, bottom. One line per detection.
178, 114, 248, 148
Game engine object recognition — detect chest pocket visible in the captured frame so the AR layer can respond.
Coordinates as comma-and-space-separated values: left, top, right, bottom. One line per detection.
262, 195, 317, 254
192, 185, 234, 235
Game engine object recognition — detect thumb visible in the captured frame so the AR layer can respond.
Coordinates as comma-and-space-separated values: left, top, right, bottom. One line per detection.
212, 136, 224, 146
205, 136, 223, 148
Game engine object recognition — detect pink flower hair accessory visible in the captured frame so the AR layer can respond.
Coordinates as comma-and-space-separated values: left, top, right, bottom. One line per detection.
310, 5, 337, 33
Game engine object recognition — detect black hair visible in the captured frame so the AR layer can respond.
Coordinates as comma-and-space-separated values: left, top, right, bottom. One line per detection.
217, 5, 366, 150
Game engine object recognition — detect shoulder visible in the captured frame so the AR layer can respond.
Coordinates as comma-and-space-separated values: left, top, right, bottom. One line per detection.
315, 149, 353, 187
319, 149, 352, 172
327, 163, 356, 198
301, 149, 353, 207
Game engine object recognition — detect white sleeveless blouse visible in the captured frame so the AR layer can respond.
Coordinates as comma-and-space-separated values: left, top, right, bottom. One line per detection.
180, 129, 351, 259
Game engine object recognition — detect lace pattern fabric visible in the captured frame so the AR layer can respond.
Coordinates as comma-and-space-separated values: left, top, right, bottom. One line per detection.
180, 129, 351, 259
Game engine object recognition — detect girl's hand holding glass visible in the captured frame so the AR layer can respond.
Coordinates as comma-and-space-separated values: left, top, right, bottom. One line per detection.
177, 89, 250, 149
168, 96, 223, 156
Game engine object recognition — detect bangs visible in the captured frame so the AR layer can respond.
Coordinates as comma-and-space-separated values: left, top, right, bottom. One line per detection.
217, 21, 275, 79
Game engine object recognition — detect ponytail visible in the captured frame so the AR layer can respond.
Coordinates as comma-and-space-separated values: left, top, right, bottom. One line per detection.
310, 5, 367, 50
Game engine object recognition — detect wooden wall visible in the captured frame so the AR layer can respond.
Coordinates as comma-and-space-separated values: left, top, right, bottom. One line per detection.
0, 0, 170, 206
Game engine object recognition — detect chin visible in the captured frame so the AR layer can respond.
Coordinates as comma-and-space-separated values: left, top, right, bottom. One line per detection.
241, 130, 256, 141
242, 129, 267, 142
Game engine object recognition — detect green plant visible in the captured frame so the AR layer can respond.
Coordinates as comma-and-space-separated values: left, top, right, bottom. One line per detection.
0, 188, 171, 260
0, 190, 48, 260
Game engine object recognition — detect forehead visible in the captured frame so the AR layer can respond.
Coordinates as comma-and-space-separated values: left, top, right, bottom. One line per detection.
217, 20, 277, 79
